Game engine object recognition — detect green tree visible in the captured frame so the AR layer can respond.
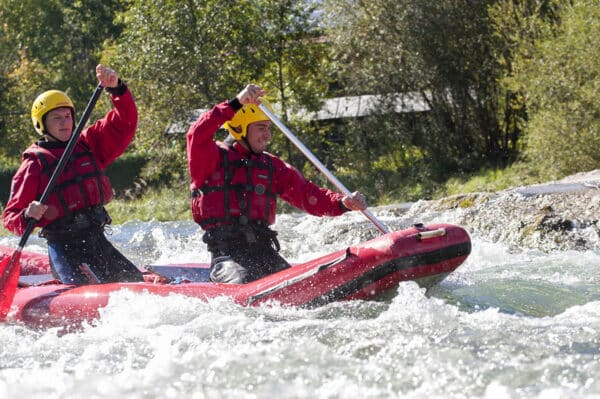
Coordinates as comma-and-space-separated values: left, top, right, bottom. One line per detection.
106, 0, 268, 186
323, 0, 522, 198
0, 0, 65, 161
513, 0, 600, 178
0, 0, 125, 162
0, 17, 19, 166
253, 0, 333, 167
107, 0, 336, 188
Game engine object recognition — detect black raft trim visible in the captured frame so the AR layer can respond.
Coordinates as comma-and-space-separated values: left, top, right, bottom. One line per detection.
301, 241, 472, 308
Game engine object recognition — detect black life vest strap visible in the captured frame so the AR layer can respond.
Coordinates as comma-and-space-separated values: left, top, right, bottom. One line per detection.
36, 150, 73, 218
222, 146, 231, 224
87, 153, 106, 204
264, 154, 274, 224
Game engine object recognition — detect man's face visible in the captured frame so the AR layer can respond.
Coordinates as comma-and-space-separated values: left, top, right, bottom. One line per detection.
44, 107, 73, 142
246, 121, 272, 153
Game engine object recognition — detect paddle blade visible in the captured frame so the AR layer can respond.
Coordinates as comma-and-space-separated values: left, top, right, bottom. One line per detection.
0, 251, 22, 319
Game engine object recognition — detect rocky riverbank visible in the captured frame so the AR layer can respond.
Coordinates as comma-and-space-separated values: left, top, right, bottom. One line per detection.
402, 169, 600, 252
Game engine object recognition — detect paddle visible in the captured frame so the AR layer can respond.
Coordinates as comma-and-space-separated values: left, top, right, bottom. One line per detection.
0, 84, 104, 319
257, 101, 390, 234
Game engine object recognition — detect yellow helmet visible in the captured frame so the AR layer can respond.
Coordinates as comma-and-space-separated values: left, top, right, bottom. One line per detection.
31, 90, 75, 135
223, 101, 274, 141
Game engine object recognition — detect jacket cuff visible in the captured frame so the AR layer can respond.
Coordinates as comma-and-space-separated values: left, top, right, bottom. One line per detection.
339, 199, 351, 212
228, 97, 243, 111
105, 79, 127, 96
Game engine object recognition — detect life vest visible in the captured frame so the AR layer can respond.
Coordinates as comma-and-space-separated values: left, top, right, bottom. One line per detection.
191, 145, 277, 229
25, 142, 113, 224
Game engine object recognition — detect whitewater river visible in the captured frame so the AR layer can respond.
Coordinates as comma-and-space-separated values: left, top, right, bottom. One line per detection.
0, 205, 599, 399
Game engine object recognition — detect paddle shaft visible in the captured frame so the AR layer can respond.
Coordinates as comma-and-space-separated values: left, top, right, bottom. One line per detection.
258, 102, 390, 234
16, 84, 105, 251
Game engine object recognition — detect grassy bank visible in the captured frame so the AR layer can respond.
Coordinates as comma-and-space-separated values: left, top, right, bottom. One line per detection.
106, 186, 191, 224
434, 162, 543, 198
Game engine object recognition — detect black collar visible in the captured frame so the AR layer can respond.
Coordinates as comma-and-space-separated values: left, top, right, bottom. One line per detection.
37, 139, 68, 149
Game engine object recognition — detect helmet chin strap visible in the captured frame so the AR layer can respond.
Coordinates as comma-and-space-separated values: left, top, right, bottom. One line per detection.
43, 130, 70, 144
243, 136, 261, 155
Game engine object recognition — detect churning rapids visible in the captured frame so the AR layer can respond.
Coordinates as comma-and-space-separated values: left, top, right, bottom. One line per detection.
1, 170, 599, 399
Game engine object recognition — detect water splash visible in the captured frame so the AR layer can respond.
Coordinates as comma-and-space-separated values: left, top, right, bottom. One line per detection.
1, 205, 599, 398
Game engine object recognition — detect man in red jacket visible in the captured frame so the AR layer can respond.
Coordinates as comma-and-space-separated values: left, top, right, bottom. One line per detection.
187, 84, 367, 284
2, 64, 143, 285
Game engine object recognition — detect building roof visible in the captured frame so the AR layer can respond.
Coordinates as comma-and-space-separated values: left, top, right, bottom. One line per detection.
165, 92, 429, 135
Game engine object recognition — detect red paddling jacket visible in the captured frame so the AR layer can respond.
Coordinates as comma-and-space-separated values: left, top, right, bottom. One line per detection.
2, 87, 137, 236
186, 100, 349, 231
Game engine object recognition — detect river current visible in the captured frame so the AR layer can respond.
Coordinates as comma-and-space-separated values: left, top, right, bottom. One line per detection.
0, 203, 599, 399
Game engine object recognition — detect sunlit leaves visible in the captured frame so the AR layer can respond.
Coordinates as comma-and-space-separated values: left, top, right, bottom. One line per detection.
324, 0, 504, 178
0, 0, 125, 158
517, 0, 600, 178
106, 0, 331, 183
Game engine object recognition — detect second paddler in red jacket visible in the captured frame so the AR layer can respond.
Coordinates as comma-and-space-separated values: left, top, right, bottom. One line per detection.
187, 84, 367, 284
2, 64, 143, 285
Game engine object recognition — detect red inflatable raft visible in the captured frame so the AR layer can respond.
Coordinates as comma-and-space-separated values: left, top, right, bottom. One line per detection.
0, 223, 470, 329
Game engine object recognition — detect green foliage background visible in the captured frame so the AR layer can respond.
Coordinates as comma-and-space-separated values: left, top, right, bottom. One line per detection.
1, 0, 599, 221
514, 0, 600, 179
